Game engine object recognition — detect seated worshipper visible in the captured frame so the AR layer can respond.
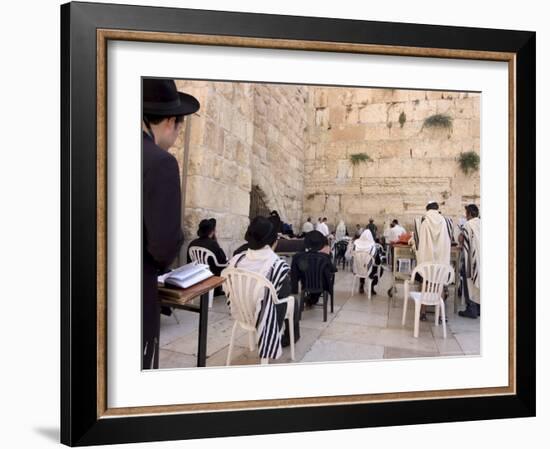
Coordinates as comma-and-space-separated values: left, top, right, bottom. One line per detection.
187, 218, 228, 279
458, 204, 481, 318
270, 210, 284, 233
335, 220, 347, 242
415, 201, 452, 321
281, 222, 295, 238
224, 216, 300, 358
301, 217, 314, 236
352, 229, 382, 295
291, 231, 337, 306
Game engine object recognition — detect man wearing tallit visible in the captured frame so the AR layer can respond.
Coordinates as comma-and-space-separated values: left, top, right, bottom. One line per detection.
458, 204, 481, 318
415, 201, 452, 320
335, 220, 347, 242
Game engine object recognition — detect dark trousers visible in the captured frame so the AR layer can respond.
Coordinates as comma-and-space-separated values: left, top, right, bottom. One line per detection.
275, 297, 301, 346
143, 300, 160, 369
460, 264, 480, 315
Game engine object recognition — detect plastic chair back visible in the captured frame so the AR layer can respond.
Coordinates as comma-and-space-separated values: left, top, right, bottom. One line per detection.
221, 267, 279, 331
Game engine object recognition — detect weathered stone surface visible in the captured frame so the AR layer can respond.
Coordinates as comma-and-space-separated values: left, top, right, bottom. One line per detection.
170, 81, 479, 253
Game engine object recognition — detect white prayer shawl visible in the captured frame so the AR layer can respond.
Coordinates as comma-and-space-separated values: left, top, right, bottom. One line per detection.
416, 210, 451, 266
463, 217, 481, 303
302, 221, 314, 233
335, 220, 347, 241
226, 246, 289, 359
318, 222, 330, 237
352, 230, 377, 272
354, 229, 376, 255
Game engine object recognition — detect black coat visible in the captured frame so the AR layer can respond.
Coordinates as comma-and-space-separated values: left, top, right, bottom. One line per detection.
186, 237, 227, 276
142, 132, 183, 368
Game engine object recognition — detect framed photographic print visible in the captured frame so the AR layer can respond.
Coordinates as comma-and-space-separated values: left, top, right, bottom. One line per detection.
61, 1, 535, 446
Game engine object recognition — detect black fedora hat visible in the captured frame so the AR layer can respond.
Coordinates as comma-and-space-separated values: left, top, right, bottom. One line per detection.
197, 219, 215, 238
304, 230, 326, 252
143, 79, 200, 117
245, 216, 278, 250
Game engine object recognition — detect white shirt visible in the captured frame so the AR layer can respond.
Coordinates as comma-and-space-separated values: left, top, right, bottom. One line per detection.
317, 222, 330, 237
387, 225, 406, 242
302, 221, 314, 233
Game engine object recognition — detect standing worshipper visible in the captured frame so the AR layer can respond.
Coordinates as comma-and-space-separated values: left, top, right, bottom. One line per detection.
416, 201, 452, 321
315, 217, 322, 231
354, 223, 364, 238
302, 217, 314, 235
224, 216, 300, 360
142, 78, 200, 369
366, 218, 378, 240
317, 217, 330, 237
335, 220, 347, 242
353, 229, 382, 295
458, 204, 481, 318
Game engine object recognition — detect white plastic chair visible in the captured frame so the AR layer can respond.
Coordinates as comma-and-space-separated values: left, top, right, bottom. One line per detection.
221, 267, 295, 366
188, 246, 228, 308
350, 251, 375, 300
401, 263, 454, 338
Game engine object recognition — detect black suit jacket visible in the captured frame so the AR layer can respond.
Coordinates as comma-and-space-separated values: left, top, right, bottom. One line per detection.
186, 237, 227, 276
142, 132, 183, 349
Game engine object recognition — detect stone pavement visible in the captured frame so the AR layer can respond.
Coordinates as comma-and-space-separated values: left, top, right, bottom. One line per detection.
159, 267, 480, 369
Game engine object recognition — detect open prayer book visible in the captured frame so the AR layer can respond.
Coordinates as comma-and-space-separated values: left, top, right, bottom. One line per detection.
157, 262, 214, 289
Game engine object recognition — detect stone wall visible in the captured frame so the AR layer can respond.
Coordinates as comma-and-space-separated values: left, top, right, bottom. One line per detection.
250, 84, 309, 228
304, 87, 480, 232
164, 81, 480, 255
170, 80, 309, 257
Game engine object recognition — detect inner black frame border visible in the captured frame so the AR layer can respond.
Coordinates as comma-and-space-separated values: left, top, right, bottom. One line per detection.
61, 2, 535, 446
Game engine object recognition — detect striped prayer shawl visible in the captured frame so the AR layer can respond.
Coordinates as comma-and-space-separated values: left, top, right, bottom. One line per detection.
255, 259, 290, 359
229, 252, 290, 360
444, 216, 455, 243
462, 217, 480, 290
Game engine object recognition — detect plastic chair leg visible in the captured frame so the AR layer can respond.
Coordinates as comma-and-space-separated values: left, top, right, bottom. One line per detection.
435, 304, 440, 327
401, 295, 408, 326
208, 289, 214, 309
226, 321, 238, 366
288, 304, 295, 361
261, 358, 269, 365
248, 331, 255, 351
413, 301, 421, 338
440, 298, 447, 339
367, 278, 372, 301
323, 291, 328, 322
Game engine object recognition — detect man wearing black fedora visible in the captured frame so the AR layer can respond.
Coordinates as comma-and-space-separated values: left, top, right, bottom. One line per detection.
142, 78, 200, 369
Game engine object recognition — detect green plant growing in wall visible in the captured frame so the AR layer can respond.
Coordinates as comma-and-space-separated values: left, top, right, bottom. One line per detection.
399, 111, 407, 128
349, 152, 371, 166
306, 193, 316, 200
423, 113, 453, 129
458, 151, 480, 175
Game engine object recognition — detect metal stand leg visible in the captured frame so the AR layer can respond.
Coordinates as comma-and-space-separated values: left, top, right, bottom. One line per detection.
197, 292, 209, 367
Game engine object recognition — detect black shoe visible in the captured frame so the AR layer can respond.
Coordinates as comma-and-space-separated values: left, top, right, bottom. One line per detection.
459, 310, 478, 319
371, 287, 377, 296
420, 313, 427, 321
438, 316, 448, 324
